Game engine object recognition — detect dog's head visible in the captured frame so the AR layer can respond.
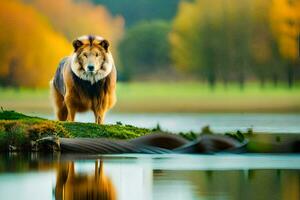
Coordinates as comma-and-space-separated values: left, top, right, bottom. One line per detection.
71, 35, 114, 84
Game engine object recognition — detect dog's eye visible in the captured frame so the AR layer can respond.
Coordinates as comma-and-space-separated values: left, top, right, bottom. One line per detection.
95, 53, 99, 57
83, 53, 88, 58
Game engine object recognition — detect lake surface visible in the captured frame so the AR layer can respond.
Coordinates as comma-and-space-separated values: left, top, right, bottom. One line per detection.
4, 112, 298, 199
0, 154, 299, 200
38, 112, 300, 133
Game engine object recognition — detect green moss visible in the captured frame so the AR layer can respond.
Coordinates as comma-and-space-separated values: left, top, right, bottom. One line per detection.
179, 131, 199, 141
0, 109, 42, 121
62, 122, 149, 139
0, 120, 64, 151
0, 110, 151, 151
225, 130, 245, 142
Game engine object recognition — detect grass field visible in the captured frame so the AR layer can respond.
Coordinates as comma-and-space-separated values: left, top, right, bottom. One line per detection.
0, 82, 300, 113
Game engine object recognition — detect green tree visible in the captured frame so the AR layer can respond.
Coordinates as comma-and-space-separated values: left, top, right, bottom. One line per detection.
118, 21, 172, 80
92, 0, 180, 27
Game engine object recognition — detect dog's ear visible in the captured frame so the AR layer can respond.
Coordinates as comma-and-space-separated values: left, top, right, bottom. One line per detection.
72, 39, 83, 52
100, 39, 109, 51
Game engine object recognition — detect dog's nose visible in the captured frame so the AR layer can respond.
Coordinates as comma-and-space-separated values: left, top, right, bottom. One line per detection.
87, 65, 94, 71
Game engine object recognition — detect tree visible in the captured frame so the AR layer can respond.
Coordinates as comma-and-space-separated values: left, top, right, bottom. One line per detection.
118, 21, 172, 80
170, 0, 254, 88
249, 0, 284, 87
27, 0, 125, 53
270, 0, 300, 87
0, 1, 71, 87
91, 0, 180, 27
0, 0, 126, 87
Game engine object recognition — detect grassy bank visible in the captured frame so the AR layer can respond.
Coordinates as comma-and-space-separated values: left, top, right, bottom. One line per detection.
1, 110, 300, 153
0, 82, 300, 113
0, 110, 150, 152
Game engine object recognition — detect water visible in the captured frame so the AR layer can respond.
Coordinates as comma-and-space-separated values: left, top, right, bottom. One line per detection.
3, 112, 298, 199
0, 154, 300, 200
38, 112, 300, 133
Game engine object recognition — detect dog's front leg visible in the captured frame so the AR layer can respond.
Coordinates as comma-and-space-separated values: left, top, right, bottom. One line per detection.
66, 109, 75, 122
93, 109, 106, 124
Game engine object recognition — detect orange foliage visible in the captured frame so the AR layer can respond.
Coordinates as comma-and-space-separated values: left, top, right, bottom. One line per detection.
270, 0, 300, 60
0, 0, 124, 87
27, 0, 125, 52
0, 0, 71, 87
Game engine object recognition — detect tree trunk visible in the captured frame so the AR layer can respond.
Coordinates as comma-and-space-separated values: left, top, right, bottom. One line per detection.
272, 74, 278, 88
287, 63, 294, 88
238, 72, 245, 90
260, 76, 265, 88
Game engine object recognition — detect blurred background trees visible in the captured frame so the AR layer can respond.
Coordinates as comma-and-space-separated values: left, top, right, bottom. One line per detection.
28, 0, 124, 50
0, 1, 71, 87
170, 0, 299, 88
0, 0, 299, 88
118, 21, 172, 81
270, 0, 300, 87
91, 0, 180, 27
0, 0, 124, 87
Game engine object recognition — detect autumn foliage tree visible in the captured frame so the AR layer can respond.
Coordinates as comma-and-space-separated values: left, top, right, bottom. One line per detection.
270, 0, 300, 87
169, 0, 254, 87
250, 0, 284, 87
0, 1, 71, 87
27, 0, 125, 52
170, 0, 299, 87
0, 0, 124, 87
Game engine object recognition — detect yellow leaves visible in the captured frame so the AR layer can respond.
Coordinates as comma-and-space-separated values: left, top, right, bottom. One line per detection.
169, 0, 251, 72
171, 0, 299, 78
29, 0, 124, 52
169, 0, 203, 72
0, 0, 124, 87
270, 0, 300, 60
278, 36, 299, 60
0, 0, 71, 87
172, 1, 199, 32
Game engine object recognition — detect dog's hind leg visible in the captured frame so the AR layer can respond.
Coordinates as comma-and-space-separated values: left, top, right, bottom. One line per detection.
64, 94, 76, 122
50, 80, 68, 121
57, 104, 68, 121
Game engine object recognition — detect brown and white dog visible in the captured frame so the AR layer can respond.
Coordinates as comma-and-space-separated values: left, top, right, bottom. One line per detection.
50, 35, 116, 124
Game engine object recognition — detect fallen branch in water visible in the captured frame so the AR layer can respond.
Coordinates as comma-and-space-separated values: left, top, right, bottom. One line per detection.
0, 110, 299, 153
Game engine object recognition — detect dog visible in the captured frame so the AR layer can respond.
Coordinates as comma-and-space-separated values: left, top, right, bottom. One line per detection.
50, 35, 116, 124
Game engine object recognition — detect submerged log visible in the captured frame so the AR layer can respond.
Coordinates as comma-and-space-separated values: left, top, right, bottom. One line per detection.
33, 133, 246, 154
33, 133, 300, 154
0, 110, 300, 154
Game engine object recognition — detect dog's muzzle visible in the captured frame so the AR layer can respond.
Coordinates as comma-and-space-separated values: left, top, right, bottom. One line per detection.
87, 65, 94, 72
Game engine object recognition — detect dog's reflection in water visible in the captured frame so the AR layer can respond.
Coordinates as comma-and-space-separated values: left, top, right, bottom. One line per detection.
55, 160, 116, 200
